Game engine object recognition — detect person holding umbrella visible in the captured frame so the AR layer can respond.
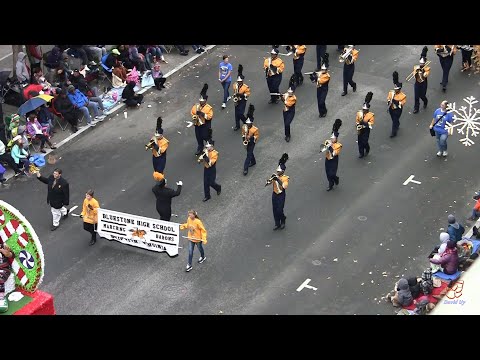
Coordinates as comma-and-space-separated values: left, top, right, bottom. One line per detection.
18, 96, 49, 117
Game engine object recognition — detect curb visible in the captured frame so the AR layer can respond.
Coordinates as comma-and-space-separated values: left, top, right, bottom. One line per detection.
3, 45, 217, 181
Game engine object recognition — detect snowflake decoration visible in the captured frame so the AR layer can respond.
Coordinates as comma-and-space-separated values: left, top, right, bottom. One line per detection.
445, 96, 480, 146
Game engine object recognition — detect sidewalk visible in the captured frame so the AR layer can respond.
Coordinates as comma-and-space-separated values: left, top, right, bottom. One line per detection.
1, 45, 217, 182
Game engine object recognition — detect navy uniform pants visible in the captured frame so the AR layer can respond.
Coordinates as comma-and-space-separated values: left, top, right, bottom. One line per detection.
316, 45, 326, 69
325, 156, 339, 188
204, 166, 221, 198
414, 80, 428, 110
317, 85, 328, 116
244, 141, 256, 171
293, 56, 304, 85
439, 55, 453, 87
389, 108, 402, 136
272, 191, 286, 227
358, 128, 370, 156
267, 73, 282, 102
195, 124, 209, 152
283, 107, 295, 137
152, 154, 166, 173
343, 63, 356, 92
235, 100, 246, 128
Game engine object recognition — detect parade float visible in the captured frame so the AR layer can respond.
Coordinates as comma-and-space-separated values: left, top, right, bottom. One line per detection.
0, 200, 55, 315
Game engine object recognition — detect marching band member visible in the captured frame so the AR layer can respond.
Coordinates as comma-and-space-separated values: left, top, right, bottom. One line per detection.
387, 72, 407, 138
150, 117, 169, 173
242, 105, 259, 176
341, 45, 358, 96
458, 45, 474, 71
190, 83, 214, 156
412, 46, 430, 114
288, 45, 307, 87
316, 45, 327, 70
232, 64, 251, 131
356, 92, 374, 158
310, 53, 330, 118
282, 75, 297, 142
435, 45, 456, 92
180, 210, 207, 273
198, 140, 221, 202
324, 119, 343, 191
264, 47, 285, 104
266, 153, 289, 230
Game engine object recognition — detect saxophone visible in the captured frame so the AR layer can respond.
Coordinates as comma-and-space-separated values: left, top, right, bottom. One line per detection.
197, 147, 209, 163
192, 104, 204, 125
242, 124, 249, 148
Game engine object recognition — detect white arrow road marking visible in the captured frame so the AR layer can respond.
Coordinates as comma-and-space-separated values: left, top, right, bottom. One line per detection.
296, 278, 318, 292
403, 175, 421, 186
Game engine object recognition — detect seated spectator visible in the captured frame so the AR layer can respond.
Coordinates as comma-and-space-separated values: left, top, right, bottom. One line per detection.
407, 277, 421, 299
430, 240, 459, 275
151, 59, 166, 91
69, 69, 105, 113
467, 196, 480, 221
175, 45, 189, 56
8, 114, 21, 137
126, 67, 140, 85
117, 45, 131, 67
386, 278, 413, 307
16, 52, 31, 84
147, 45, 168, 64
32, 69, 53, 92
122, 81, 143, 108
447, 214, 465, 242
10, 136, 30, 173
67, 85, 105, 126
129, 46, 147, 73
67, 45, 89, 66
113, 62, 127, 82
428, 232, 450, 259
83, 45, 106, 63
23, 83, 44, 100
54, 89, 80, 132
25, 113, 56, 153
192, 45, 205, 54
0, 139, 21, 175
45, 46, 62, 69
36, 105, 55, 136
105, 49, 120, 70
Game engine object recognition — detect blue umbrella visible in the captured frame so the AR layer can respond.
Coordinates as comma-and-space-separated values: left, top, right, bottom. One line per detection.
18, 97, 47, 117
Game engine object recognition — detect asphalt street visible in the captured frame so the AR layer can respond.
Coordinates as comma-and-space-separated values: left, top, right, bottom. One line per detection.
1, 45, 479, 314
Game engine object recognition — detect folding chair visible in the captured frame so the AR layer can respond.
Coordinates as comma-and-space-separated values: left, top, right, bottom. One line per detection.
49, 98, 68, 131
164, 45, 174, 54
26, 134, 41, 153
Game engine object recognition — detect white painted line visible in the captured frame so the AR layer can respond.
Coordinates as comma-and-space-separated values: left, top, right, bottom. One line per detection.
0, 52, 13, 62
296, 278, 318, 292
402, 174, 421, 186
68, 205, 78, 214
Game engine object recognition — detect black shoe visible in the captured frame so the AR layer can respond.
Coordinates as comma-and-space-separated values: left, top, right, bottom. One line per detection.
0, 178, 6, 184
341, 91, 347, 96
89, 239, 96, 246
423, 100, 428, 109
273, 225, 281, 230
326, 186, 334, 191
413, 108, 419, 114
359, 154, 364, 158
268, 99, 275, 104
63, 212, 68, 220
334, 177, 339, 185
285, 136, 290, 142
249, 162, 256, 167
202, 196, 211, 202
73, 126, 78, 133
216, 186, 221, 196
390, 133, 397, 138
200, 48, 205, 53
243, 169, 248, 176
320, 113, 327, 118
365, 150, 369, 156
280, 223, 285, 229
51, 225, 59, 231
442, 86, 446, 92
196, 49, 202, 54
233, 126, 240, 131
352, 83, 357, 92
195, 150, 202, 156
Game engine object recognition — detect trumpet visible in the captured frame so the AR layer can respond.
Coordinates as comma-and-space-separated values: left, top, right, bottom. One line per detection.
320, 139, 332, 153
197, 148, 209, 163
406, 61, 431, 82
242, 124, 249, 148
145, 138, 155, 151
339, 47, 353, 63
265, 174, 278, 186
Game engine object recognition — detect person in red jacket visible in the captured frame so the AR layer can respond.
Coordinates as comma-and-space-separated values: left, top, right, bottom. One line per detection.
468, 197, 480, 221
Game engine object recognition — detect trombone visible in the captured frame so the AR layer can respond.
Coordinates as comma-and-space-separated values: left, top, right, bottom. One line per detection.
339, 47, 353, 63
406, 61, 431, 82
242, 124, 249, 148
145, 137, 156, 151
197, 148, 209, 163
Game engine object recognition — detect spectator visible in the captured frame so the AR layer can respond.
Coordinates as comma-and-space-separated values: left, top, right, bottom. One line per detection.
22, 83, 44, 100
0, 163, 5, 184
105, 49, 120, 70
69, 69, 105, 113
45, 46, 62, 69
407, 277, 421, 299
386, 278, 413, 307
117, 45, 131, 67
67, 45, 89, 66
122, 81, 143, 107
219, 55, 233, 108
147, 45, 168, 64
8, 125, 29, 152
80, 189, 100, 246
192, 45, 205, 54
180, 210, 207, 272
175, 45, 189, 56
112, 62, 127, 83
15, 52, 30, 84
54, 89, 80, 132
67, 85, 105, 126
447, 214, 465, 242
83, 45, 106, 63
26, 45, 43, 76
129, 45, 147, 73
151, 59, 166, 90
126, 67, 140, 85
10, 136, 30, 173
429, 100, 455, 157
25, 113, 56, 153
8, 114, 21, 137
428, 232, 450, 259
36, 105, 55, 135
0, 139, 21, 175
430, 240, 459, 275
467, 196, 480, 221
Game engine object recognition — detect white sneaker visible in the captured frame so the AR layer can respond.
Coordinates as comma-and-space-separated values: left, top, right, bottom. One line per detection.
89, 122, 97, 127
436, 151, 442, 157
185, 264, 192, 272
198, 256, 206, 264
442, 151, 448, 157
226, 96, 232, 102
95, 115, 106, 121
221, 103, 226, 108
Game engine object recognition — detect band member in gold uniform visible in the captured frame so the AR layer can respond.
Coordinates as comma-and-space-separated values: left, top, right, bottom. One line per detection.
324, 119, 343, 191
356, 92, 374, 158
387, 72, 406, 138
191, 83, 214, 156
232, 64, 251, 131
198, 140, 221, 202
412, 46, 430, 114
147, 117, 169, 173
282, 75, 297, 142
241, 105, 259, 176
264, 47, 285, 104
310, 53, 330, 118
341, 45, 358, 96
266, 153, 289, 230
435, 45, 456, 92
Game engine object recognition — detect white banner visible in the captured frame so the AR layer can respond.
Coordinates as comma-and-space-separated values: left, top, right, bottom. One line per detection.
97, 208, 179, 256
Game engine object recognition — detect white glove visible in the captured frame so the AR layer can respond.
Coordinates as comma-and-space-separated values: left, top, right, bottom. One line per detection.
176, 181, 183, 186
